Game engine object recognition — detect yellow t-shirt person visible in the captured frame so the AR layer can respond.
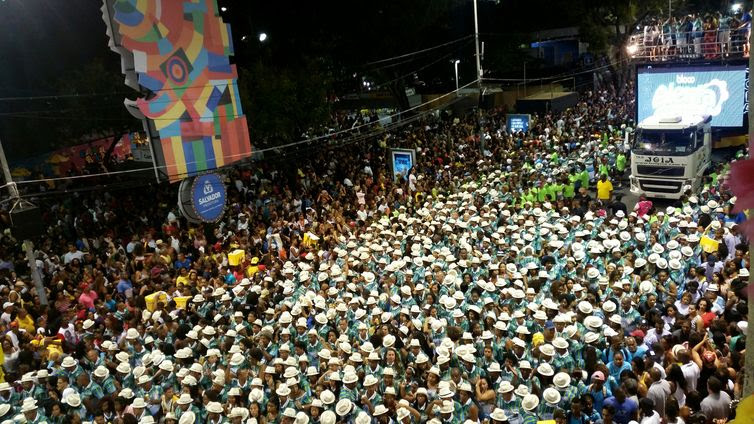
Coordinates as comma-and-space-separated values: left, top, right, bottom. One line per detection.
246, 257, 260, 278
15, 314, 35, 334
597, 178, 613, 201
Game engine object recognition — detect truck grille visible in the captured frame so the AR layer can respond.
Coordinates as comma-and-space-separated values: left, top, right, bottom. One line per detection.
636, 166, 685, 177
639, 179, 683, 193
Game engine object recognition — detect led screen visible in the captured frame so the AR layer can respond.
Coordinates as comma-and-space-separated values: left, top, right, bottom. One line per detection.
637, 65, 747, 127
507, 114, 530, 133
390, 149, 415, 180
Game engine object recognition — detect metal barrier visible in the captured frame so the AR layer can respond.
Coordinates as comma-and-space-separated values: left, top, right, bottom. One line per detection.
626, 28, 750, 61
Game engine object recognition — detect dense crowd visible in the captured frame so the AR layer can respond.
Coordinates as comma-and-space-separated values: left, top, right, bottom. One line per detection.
0, 81, 748, 424
635, 8, 752, 59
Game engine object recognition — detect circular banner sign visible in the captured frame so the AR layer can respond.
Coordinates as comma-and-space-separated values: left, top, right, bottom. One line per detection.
190, 173, 226, 222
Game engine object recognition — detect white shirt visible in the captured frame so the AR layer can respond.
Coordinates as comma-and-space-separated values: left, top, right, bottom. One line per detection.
63, 250, 84, 264
640, 411, 662, 424
681, 362, 700, 390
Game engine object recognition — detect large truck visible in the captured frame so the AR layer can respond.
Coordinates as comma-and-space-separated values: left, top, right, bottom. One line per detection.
629, 115, 711, 199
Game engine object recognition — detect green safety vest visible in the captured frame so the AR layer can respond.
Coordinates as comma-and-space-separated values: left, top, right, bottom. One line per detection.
616, 154, 626, 172
563, 182, 575, 198
580, 171, 590, 187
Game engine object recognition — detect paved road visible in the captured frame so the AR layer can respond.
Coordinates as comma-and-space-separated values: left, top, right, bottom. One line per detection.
586, 175, 673, 213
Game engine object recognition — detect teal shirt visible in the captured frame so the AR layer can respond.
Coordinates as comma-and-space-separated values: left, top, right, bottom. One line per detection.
79, 381, 105, 401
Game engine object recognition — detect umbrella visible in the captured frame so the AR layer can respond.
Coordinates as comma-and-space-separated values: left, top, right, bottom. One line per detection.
10, 168, 30, 177
47, 153, 69, 164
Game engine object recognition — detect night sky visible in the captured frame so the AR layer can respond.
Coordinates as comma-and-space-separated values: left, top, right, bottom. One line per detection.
0, 0, 582, 93
0, 0, 586, 159
0, 0, 114, 94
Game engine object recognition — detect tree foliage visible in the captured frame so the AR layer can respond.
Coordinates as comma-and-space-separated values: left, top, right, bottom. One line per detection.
238, 59, 332, 145
569, 0, 685, 90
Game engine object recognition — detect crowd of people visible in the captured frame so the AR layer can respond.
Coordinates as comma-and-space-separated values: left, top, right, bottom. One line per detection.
0, 80, 748, 424
633, 8, 752, 60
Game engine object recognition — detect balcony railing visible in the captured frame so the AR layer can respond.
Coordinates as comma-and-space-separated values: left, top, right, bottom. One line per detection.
626, 28, 750, 61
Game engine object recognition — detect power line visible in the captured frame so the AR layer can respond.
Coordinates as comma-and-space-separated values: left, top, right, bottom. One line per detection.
2, 42, 473, 118
252, 79, 479, 153
368, 39, 475, 91
0, 112, 247, 122
363, 36, 473, 67
13, 80, 478, 187
0, 80, 241, 102
13, 99, 463, 200
481, 58, 631, 83
0, 38, 468, 104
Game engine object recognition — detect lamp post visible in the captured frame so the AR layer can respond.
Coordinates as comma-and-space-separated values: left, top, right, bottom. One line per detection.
453, 60, 461, 91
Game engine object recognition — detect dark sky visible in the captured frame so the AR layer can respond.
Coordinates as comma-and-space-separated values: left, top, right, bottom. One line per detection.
0, 0, 586, 160
0, 0, 571, 93
0, 0, 116, 94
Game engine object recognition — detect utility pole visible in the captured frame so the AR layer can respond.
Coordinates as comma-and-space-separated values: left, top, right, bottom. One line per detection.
745, 26, 754, 398
472, 0, 483, 84
473, 0, 485, 153
0, 139, 47, 305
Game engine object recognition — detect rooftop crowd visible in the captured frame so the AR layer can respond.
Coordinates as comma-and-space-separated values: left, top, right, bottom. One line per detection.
634, 7, 752, 59
0, 80, 748, 424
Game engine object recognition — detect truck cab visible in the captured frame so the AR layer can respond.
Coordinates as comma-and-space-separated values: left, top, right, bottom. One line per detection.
629, 115, 711, 199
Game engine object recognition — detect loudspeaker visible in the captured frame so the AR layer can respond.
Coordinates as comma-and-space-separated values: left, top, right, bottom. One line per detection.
10, 202, 42, 240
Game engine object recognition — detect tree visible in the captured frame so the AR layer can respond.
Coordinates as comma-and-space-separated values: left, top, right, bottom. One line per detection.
237, 59, 332, 145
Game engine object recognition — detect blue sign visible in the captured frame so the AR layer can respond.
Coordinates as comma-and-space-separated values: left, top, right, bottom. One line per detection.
191, 173, 226, 222
637, 65, 747, 127
507, 114, 530, 133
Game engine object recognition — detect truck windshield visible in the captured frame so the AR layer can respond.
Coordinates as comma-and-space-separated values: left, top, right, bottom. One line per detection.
633, 129, 695, 155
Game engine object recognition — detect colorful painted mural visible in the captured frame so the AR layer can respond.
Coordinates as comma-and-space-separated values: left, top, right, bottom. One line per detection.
10, 133, 136, 178
102, 0, 252, 182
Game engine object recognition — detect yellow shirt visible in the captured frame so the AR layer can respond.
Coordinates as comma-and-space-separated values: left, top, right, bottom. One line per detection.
303, 232, 319, 249
16, 315, 35, 334
597, 180, 613, 200
176, 275, 190, 286
246, 265, 259, 278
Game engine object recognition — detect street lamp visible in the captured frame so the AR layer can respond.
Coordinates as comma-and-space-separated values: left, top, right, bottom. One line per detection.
220, 6, 227, 12
453, 59, 461, 91
258, 32, 268, 42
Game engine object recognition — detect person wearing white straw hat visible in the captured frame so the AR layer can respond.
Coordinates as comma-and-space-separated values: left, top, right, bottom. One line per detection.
20, 398, 45, 424
0, 47, 745, 424
130, 397, 149, 422
178, 411, 196, 424
175, 393, 200, 421
520, 394, 540, 424
205, 401, 225, 424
